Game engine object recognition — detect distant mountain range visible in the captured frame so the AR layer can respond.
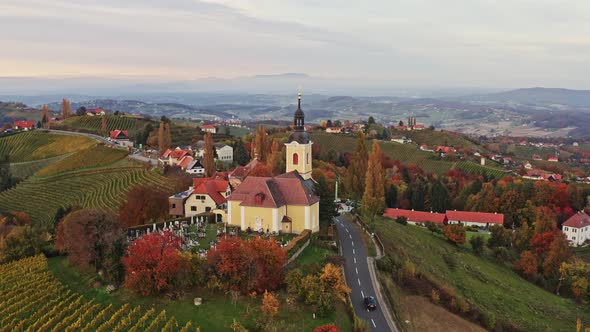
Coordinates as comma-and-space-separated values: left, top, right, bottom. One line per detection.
462, 87, 590, 108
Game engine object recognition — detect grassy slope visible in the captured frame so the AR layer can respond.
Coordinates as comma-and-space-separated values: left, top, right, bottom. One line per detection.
310, 132, 503, 176
0, 131, 95, 162
52, 115, 142, 135
374, 217, 590, 331
573, 246, 590, 263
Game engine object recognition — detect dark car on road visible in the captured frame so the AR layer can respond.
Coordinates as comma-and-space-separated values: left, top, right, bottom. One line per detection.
364, 296, 377, 311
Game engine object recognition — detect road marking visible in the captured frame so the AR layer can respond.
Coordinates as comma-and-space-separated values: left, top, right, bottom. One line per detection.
349, 234, 352, 239
361, 290, 364, 298
371, 319, 376, 328
345, 228, 349, 233
351, 241, 354, 247
353, 249, 355, 255
355, 267, 359, 274
354, 257, 357, 264
357, 278, 361, 286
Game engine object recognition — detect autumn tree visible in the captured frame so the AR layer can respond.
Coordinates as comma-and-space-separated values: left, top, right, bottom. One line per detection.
534, 206, 557, 234
261, 290, 280, 320
122, 231, 187, 296
443, 224, 466, 245
559, 259, 590, 301
119, 185, 170, 228
252, 126, 269, 161
516, 250, 538, 280
0, 212, 45, 263
542, 233, 572, 279
249, 163, 272, 177
41, 104, 50, 128
319, 263, 351, 302
314, 324, 340, 332
207, 236, 286, 293
203, 133, 216, 177
158, 120, 171, 152
487, 224, 512, 249
266, 139, 285, 175
62, 98, 71, 119
361, 140, 385, 220
55, 209, 125, 283
345, 131, 368, 202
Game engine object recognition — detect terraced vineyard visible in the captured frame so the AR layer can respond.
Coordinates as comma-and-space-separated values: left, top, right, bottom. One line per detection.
9, 154, 72, 179
0, 131, 95, 162
0, 255, 198, 332
454, 162, 510, 179
0, 166, 171, 227
37, 145, 129, 176
54, 116, 141, 135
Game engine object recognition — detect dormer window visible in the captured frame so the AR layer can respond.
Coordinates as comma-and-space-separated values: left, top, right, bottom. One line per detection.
255, 192, 265, 205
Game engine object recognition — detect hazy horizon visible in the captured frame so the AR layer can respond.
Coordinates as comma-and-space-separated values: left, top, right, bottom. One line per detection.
2, 0, 590, 90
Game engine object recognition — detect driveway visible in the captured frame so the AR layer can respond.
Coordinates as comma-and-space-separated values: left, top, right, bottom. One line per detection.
335, 215, 396, 332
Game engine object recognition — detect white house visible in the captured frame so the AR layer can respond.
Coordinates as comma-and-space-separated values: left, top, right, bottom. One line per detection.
201, 124, 217, 134
562, 211, 590, 246
446, 210, 504, 228
186, 159, 205, 175
193, 141, 233, 163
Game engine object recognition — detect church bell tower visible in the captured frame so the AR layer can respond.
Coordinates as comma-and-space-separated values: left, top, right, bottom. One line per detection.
285, 92, 313, 180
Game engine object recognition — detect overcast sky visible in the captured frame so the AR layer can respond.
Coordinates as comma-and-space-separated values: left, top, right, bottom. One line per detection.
1, 0, 589, 89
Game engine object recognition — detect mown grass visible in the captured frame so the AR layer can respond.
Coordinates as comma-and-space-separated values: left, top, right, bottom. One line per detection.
0, 131, 95, 162
36, 144, 129, 176
573, 246, 590, 263
374, 217, 590, 331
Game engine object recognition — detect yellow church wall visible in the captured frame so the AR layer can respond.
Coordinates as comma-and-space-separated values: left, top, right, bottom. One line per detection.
285, 142, 312, 180
242, 206, 275, 232
228, 200, 242, 227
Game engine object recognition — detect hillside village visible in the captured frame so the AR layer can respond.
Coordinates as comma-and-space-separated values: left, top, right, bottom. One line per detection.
1, 94, 590, 332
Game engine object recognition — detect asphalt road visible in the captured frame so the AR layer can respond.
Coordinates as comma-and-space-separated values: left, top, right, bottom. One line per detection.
335, 215, 393, 332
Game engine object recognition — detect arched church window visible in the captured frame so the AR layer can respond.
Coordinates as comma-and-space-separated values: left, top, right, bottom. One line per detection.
293, 153, 299, 165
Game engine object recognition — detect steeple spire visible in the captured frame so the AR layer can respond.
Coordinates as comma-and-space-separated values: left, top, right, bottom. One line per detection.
294, 91, 305, 131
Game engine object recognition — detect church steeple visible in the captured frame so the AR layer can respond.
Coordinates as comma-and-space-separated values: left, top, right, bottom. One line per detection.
294, 91, 305, 130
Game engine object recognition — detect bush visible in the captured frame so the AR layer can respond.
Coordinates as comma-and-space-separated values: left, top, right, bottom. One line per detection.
425, 222, 442, 234
395, 216, 408, 226
443, 224, 466, 245
431, 289, 440, 304
482, 311, 497, 330
470, 236, 485, 256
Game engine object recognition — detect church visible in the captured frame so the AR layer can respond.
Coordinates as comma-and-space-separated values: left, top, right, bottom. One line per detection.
226, 93, 320, 234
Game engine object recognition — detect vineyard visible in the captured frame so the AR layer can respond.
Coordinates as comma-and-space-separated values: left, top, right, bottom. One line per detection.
0, 131, 95, 162
0, 255, 198, 332
0, 165, 171, 227
53, 116, 142, 135
9, 154, 72, 179
37, 145, 129, 176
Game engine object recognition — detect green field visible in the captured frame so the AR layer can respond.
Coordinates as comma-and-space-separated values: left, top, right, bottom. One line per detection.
402, 129, 483, 152
0, 165, 170, 227
0, 131, 95, 162
374, 217, 590, 331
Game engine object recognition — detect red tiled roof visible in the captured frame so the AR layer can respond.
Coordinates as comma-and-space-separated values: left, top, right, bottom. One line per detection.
436, 146, 455, 154
202, 124, 217, 129
193, 178, 229, 205
109, 130, 128, 139
446, 210, 504, 225
169, 149, 193, 159
228, 174, 319, 208
14, 120, 35, 128
178, 156, 194, 169
413, 124, 425, 129
87, 108, 104, 114
160, 148, 173, 159
383, 208, 446, 224
563, 212, 590, 228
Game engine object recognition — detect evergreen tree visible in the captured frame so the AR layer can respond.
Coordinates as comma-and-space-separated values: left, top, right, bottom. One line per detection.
315, 174, 338, 228
41, 104, 50, 129
361, 141, 385, 221
431, 181, 450, 212
385, 184, 397, 208
368, 116, 375, 125
234, 139, 250, 166
203, 133, 216, 177
344, 131, 368, 202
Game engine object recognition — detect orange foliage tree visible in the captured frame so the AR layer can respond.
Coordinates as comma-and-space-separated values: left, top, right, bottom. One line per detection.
515, 250, 538, 280
314, 324, 339, 332
443, 224, 466, 245
261, 290, 280, 319
119, 185, 170, 228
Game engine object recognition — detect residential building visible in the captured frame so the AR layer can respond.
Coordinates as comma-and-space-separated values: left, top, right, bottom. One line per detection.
391, 136, 412, 144
325, 127, 342, 134
169, 189, 192, 217
201, 124, 217, 134
109, 130, 133, 147
226, 93, 320, 234
446, 210, 504, 228
159, 147, 194, 167
193, 141, 234, 163
184, 176, 231, 222
383, 208, 447, 225
13, 120, 35, 130
562, 211, 590, 246
86, 108, 106, 116
548, 156, 559, 162
532, 154, 542, 161
186, 159, 205, 175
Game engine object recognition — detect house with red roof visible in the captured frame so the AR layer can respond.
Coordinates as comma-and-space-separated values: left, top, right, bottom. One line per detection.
532, 154, 542, 161
325, 127, 342, 134
109, 130, 129, 140
159, 147, 194, 167
383, 208, 447, 225
562, 211, 590, 246
201, 124, 217, 134
184, 177, 231, 222
86, 108, 105, 116
446, 210, 504, 228
13, 120, 35, 130
547, 156, 559, 162
436, 146, 456, 155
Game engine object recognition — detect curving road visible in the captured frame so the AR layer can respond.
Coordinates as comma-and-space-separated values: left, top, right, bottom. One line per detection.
335, 215, 396, 332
